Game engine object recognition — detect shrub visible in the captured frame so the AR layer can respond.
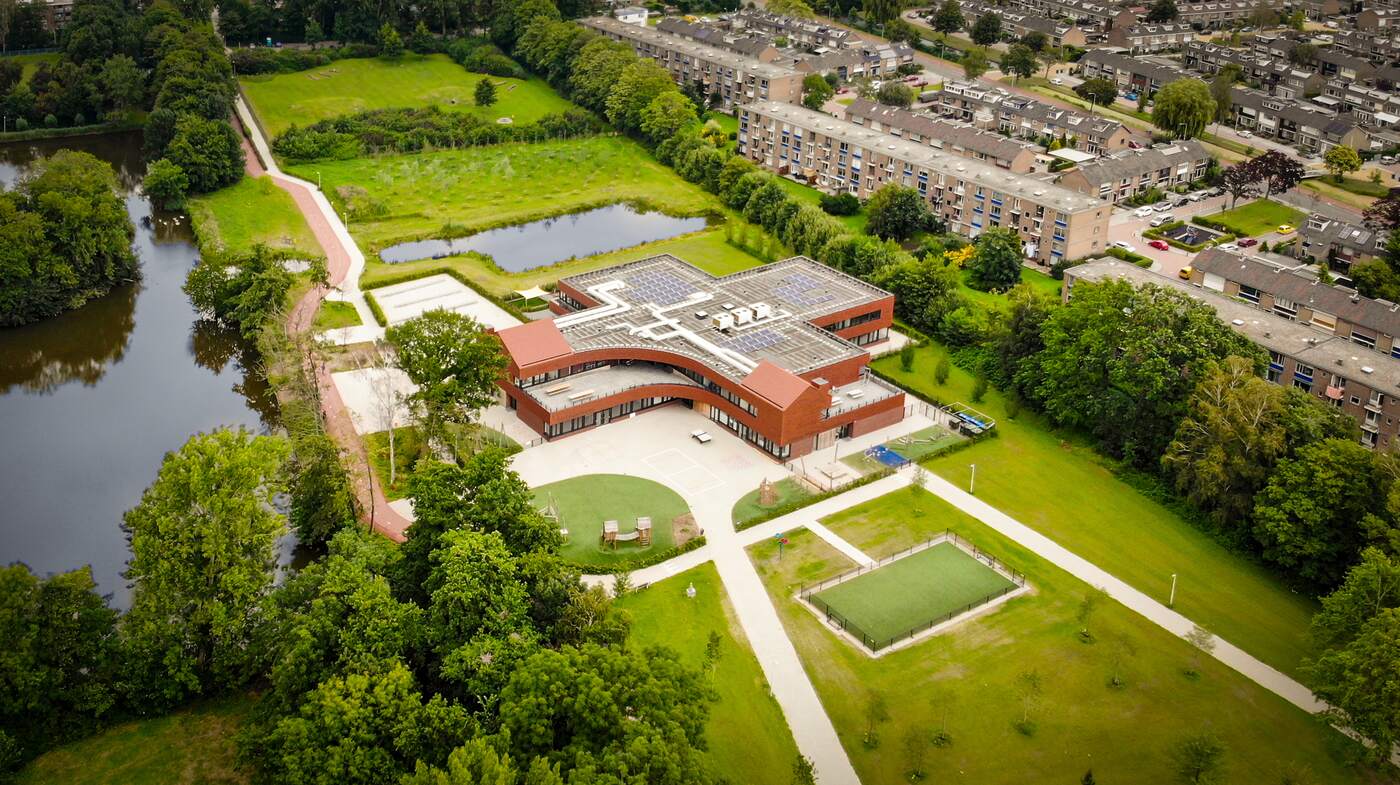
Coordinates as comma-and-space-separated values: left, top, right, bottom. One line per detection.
43, 113, 56, 128
819, 191, 861, 215
934, 356, 950, 385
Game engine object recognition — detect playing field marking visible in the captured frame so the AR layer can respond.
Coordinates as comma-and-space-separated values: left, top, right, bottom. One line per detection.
643, 448, 724, 495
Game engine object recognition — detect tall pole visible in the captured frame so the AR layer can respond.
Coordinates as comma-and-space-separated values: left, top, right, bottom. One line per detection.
969, 463, 976, 494
1169, 573, 1178, 607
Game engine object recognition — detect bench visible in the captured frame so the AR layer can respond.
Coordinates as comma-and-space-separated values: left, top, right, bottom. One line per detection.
568, 389, 595, 402
691, 430, 712, 444
544, 382, 571, 395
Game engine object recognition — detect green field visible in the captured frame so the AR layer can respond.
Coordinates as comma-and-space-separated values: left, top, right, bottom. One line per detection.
2, 52, 58, 86
187, 175, 321, 258
17, 697, 249, 785
811, 542, 1016, 644
750, 488, 1366, 784
841, 425, 963, 475
731, 477, 814, 527
616, 564, 797, 785
958, 266, 1060, 308
770, 175, 867, 233
872, 341, 1321, 678
288, 136, 721, 252
240, 53, 577, 136
531, 474, 690, 568
1209, 199, 1306, 237
312, 300, 361, 330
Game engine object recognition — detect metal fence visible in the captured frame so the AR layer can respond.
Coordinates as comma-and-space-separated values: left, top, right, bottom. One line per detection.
799, 531, 1026, 653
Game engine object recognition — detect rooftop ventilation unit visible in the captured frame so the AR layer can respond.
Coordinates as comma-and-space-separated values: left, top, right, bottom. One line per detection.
752, 301, 772, 319
733, 306, 754, 324
712, 312, 735, 331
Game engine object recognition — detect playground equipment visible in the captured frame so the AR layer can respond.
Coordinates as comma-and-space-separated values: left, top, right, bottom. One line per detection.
600, 517, 653, 549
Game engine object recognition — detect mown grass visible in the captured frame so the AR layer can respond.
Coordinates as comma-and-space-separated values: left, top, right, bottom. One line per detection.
17, 697, 250, 785
312, 300, 361, 330
187, 175, 321, 258
770, 175, 868, 233
957, 266, 1059, 310
531, 474, 688, 568
240, 53, 577, 136
750, 489, 1365, 785
871, 341, 1321, 678
1208, 199, 1306, 237
731, 477, 815, 527
287, 136, 721, 253
2, 52, 58, 85
617, 564, 798, 785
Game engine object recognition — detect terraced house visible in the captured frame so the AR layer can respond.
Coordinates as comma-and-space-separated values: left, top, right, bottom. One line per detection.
930, 80, 1140, 154
949, 2, 1089, 47
1078, 49, 1186, 96
739, 101, 1111, 265
843, 98, 1044, 173
1002, 0, 1136, 32
1055, 140, 1211, 203
730, 9, 858, 50
580, 16, 804, 107
495, 255, 906, 459
1106, 22, 1196, 53
1174, 0, 1275, 28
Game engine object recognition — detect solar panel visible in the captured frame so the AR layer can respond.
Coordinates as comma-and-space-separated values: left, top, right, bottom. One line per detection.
722, 328, 785, 355
772, 272, 836, 308
623, 269, 698, 306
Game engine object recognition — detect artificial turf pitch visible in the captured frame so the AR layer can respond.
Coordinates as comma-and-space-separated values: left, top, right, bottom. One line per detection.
810, 542, 1015, 644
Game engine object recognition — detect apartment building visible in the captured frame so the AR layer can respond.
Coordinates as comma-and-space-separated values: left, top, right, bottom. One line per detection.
793, 40, 915, 80
1002, 0, 1137, 32
1295, 215, 1387, 271
1068, 257, 1400, 448
1182, 41, 1327, 98
580, 16, 803, 107
1174, 0, 1275, 28
953, 2, 1090, 47
1078, 49, 1187, 95
843, 98, 1044, 173
1358, 8, 1400, 32
1106, 22, 1197, 53
655, 17, 781, 62
729, 9, 858, 49
1228, 86, 1369, 154
1331, 28, 1400, 65
738, 101, 1112, 266
1055, 140, 1212, 202
497, 255, 905, 459
931, 80, 1141, 154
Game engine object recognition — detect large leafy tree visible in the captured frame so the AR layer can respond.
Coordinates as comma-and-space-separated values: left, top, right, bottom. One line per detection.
568, 37, 635, 114
385, 310, 507, 455
1220, 159, 1262, 209
863, 0, 900, 25
1209, 64, 1240, 124
967, 227, 1023, 291
1002, 43, 1037, 82
1018, 280, 1260, 465
605, 59, 676, 133
1307, 607, 1400, 765
969, 12, 1001, 46
961, 46, 988, 80
995, 283, 1054, 398
931, 0, 964, 36
163, 112, 243, 194
1075, 78, 1117, 109
1250, 150, 1305, 200
1146, 0, 1178, 21
802, 72, 834, 110
120, 428, 290, 708
1152, 79, 1215, 140
1311, 547, 1400, 650
639, 91, 697, 145
185, 244, 300, 340
871, 252, 963, 334
866, 183, 930, 241
1323, 145, 1362, 183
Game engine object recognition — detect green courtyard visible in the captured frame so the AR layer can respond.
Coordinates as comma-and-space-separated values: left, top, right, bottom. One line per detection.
530, 474, 691, 568
751, 487, 1366, 784
1207, 199, 1306, 237
240, 53, 576, 136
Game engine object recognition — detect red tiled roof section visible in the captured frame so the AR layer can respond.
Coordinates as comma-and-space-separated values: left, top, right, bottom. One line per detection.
742, 360, 816, 410
498, 320, 573, 368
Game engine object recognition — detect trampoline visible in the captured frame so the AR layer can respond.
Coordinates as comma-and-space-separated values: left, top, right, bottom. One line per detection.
866, 445, 910, 468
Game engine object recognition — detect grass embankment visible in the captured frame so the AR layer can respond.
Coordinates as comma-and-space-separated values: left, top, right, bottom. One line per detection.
17, 697, 250, 785
187, 175, 321, 258
617, 564, 798, 785
748, 488, 1363, 784
1206, 199, 1306, 237
731, 477, 814, 527
871, 341, 1320, 678
1302, 175, 1389, 210
957, 267, 1059, 310
771, 175, 868, 233
288, 136, 720, 253
531, 474, 689, 568
240, 53, 577, 136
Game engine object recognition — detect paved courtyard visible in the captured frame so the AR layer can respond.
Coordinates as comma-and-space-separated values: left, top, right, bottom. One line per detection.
371, 273, 521, 330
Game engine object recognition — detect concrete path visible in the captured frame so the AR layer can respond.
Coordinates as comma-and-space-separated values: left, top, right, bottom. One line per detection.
805, 520, 874, 567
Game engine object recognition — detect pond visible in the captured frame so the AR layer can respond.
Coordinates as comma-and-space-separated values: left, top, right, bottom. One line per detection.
0, 131, 297, 607
378, 203, 709, 270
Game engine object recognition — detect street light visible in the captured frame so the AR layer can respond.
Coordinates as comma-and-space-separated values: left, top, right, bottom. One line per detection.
1169, 573, 1178, 607
969, 463, 976, 494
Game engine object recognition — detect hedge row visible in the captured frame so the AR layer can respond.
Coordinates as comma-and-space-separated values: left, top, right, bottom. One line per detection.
585, 536, 708, 576
231, 43, 381, 74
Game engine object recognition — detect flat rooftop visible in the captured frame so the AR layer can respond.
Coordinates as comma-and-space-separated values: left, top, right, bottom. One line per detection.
742, 100, 1104, 215
552, 255, 887, 381
1067, 259, 1400, 393
581, 16, 799, 78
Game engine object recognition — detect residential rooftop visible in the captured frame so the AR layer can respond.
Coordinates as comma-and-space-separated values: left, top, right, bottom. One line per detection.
581, 16, 800, 78
1193, 249, 1400, 336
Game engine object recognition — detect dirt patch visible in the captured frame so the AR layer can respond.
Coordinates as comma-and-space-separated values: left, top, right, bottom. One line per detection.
673, 512, 700, 546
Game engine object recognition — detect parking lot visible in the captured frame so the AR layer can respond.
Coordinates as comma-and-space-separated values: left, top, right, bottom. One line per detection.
1108, 191, 1234, 278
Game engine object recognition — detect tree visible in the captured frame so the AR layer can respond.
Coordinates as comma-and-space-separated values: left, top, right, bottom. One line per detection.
1289, 42, 1318, 67
384, 310, 507, 456
474, 77, 497, 107
902, 727, 928, 781
791, 755, 817, 785
935, 356, 950, 384
1153, 79, 1216, 140
569, 38, 635, 113
1183, 624, 1216, 677
121, 429, 289, 707
1075, 77, 1118, 109
802, 72, 834, 110
411, 20, 434, 53
932, 0, 965, 38
1209, 64, 1240, 124
970, 12, 1001, 46
379, 23, 404, 58
1221, 159, 1262, 209
163, 113, 243, 194
962, 46, 989, 80
1170, 732, 1226, 784
876, 81, 914, 108
886, 18, 921, 45
1014, 670, 1042, 733
605, 59, 675, 133
98, 54, 143, 113
1147, 0, 1178, 21
1323, 145, 1362, 183
304, 19, 324, 48
1308, 609, 1400, 766
1002, 43, 1037, 82
142, 158, 187, 210
1020, 30, 1048, 52
1251, 150, 1305, 200
1311, 547, 1400, 650
1075, 587, 1105, 642
703, 630, 723, 673
185, 245, 298, 340
640, 91, 698, 145
768, 0, 816, 17
967, 227, 1023, 290
866, 183, 930, 241
863, 0, 899, 25
862, 692, 889, 748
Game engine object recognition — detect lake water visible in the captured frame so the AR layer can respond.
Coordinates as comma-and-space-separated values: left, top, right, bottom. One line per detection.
378, 203, 709, 269
0, 131, 293, 607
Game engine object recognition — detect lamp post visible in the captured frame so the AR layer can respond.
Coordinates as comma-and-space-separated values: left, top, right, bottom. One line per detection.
1169, 573, 1178, 607
969, 463, 976, 494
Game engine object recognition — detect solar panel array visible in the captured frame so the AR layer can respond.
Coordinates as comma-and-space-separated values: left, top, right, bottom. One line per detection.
623, 269, 698, 306
721, 327, 785, 355
771, 272, 837, 309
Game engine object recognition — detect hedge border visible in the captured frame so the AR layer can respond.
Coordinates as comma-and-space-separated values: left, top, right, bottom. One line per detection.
577, 535, 709, 576
733, 469, 895, 532
364, 290, 387, 327
1143, 220, 1235, 253
363, 264, 531, 322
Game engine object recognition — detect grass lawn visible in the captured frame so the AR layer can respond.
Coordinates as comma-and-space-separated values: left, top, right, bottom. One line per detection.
2, 52, 58, 85
731, 477, 814, 527
750, 488, 1366, 785
617, 564, 798, 785
871, 341, 1321, 678
957, 266, 1060, 310
531, 474, 688, 568
187, 175, 321, 258
1208, 199, 1306, 237
1302, 177, 1385, 210
17, 697, 249, 785
360, 225, 766, 297
887, 424, 963, 460
810, 542, 1016, 644
702, 111, 738, 137
770, 176, 868, 233
288, 136, 721, 253
313, 300, 361, 330
240, 53, 577, 137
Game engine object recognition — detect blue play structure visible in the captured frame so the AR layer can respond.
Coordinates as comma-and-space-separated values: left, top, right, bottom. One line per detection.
865, 445, 909, 468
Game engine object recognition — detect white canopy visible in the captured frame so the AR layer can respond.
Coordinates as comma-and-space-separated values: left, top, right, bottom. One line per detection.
514, 286, 551, 301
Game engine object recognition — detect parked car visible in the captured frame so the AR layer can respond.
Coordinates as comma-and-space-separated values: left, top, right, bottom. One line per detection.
1134, 205, 1155, 218
1277, 224, 1296, 235
1125, 92, 1139, 101
1238, 237, 1259, 247
1153, 202, 1173, 213
1173, 197, 1190, 207
1383, 155, 1397, 165
1208, 186, 1225, 197
1217, 242, 1240, 251
1238, 129, 1253, 138
1188, 191, 1208, 202
1050, 77, 1063, 85
1150, 239, 1170, 251
1178, 265, 1194, 280
1111, 241, 1137, 252
1150, 215, 1174, 227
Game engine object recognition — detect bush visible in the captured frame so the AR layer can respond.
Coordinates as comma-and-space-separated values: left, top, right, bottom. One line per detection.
1105, 246, 1152, 267
819, 192, 861, 215
934, 356, 950, 385
43, 113, 56, 128
14, 118, 27, 131
229, 44, 378, 74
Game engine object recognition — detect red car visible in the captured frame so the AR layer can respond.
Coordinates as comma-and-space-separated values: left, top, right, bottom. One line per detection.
1237, 237, 1259, 247
1149, 239, 1170, 251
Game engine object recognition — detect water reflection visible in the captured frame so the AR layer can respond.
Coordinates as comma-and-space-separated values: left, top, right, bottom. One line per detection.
0, 281, 137, 394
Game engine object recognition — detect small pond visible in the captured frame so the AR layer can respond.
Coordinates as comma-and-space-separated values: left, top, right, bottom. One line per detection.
378, 203, 709, 270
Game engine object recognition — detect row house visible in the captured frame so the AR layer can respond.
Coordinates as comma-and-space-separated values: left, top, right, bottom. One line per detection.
1295, 215, 1387, 271
1180, 42, 1326, 98
793, 41, 916, 80
1242, 34, 1374, 82
728, 9, 857, 50
1228, 86, 1369, 153
1078, 49, 1188, 95
843, 98, 1044, 173
1319, 80, 1400, 128
580, 17, 804, 108
1055, 140, 1212, 202
950, 2, 1089, 47
1174, 0, 1276, 28
1068, 257, 1400, 449
1330, 28, 1400, 65
655, 17, 782, 62
738, 100, 1113, 266
1295, 0, 1359, 19
931, 80, 1141, 153
1106, 22, 1197, 53
1357, 8, 1400, 32
1002, 0, 1137, 31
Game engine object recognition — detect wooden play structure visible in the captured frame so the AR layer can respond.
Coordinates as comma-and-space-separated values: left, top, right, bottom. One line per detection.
600, 517, 653, 549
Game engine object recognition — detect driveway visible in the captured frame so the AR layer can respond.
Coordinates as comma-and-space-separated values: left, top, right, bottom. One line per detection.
1109, 193, 1233, 277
